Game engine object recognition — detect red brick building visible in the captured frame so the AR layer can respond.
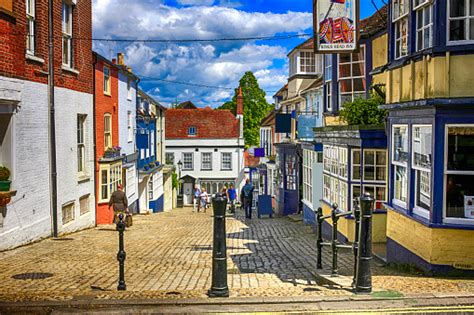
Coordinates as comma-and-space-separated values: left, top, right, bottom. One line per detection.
0, 0, 96, 250
93, 53, 121, 224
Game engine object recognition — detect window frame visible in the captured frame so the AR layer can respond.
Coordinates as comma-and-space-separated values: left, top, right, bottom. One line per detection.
221, 152, 232, 171
201, 152, 213, 171
325, 55, 332, 112
183, 152, 194, 171
392, 124, 409, 208
412, 124, 432, 219
26, 0, 35, 55
127, 111, 133, 143
99, 162, 122, 203
165, 152, 174, 165
443, 124, 474, 225
299, 50, 316, 74
363, 150, 387, 183
103, 65, 111, 95
77, 114, 86, 175
79, 194, 90, 215
414, 1, 433, 51
188, 126, 196, 136
303, 149, 316, 206
337, 45, 366, 107
62, 1, 73, 67
394, 16, 409, 59
352, 184, 387, 211
447, 0, 474, 45
103, 113, 112, 150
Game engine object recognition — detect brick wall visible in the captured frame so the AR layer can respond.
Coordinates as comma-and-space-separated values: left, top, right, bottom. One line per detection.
0, 0, 92, 94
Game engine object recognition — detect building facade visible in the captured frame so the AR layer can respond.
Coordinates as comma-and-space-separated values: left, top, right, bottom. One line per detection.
165, 94, 245, 205
0, 0, 95, 249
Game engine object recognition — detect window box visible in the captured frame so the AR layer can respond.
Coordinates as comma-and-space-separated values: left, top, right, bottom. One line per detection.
103, 146, 121, 159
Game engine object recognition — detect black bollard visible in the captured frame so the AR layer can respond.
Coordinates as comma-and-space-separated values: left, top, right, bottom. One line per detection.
116, 213, 126, 291
208, 193, 229, 298
316, 207, 323, 269
355, 193, 374, 293
330, 203, 339, 277
352, 198, 361, 287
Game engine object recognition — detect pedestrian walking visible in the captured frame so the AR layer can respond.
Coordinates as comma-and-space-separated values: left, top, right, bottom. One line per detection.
109, 184, 130, 226
200, 187, 209, 213
227, 183, 237, 214
193, 184, 201, 212
241, 179, 254, 219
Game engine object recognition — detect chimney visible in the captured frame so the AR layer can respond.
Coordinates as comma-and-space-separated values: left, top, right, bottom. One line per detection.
117, 53, 124, 66
112, 58, 117, 64
236, 86, 243, 117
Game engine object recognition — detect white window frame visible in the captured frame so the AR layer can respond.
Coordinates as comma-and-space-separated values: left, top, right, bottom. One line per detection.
414, 1, 433, 51
183, 152, 194, 171
77, 114, 86, 175
299, 51, 317, 74
103, 65, 111, 95
394, 16, 409, 59
165, 152, 174, 165
443, 124, 474, 225
62, 202, 75, 225
26, 0, 35, 55
104, 113, 112, 150
325, 55, 332, 111
62, 1, 73, 67
99, 162, 122, 202
221, 152, 232, 171
201, 152, 212, 171
412, 124, 432, 219
363, 150, 387, 183
393, 0, 409, 22
352, 184, 387, 211
447, 0, 474, 44
303, 149, 316, 206
338, 45, 366, 107
392, 124, 409, 208
79, 194, 90, 216
150, 131, 155, 158
127, 111, 133, 143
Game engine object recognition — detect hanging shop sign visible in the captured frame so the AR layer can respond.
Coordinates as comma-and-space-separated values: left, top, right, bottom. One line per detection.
313, 0, 360, 53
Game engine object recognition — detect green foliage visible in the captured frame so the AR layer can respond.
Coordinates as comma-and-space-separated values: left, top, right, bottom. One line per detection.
339, 92, 386, 126
218, 71, 272, 147
172, 172, 179, 190
0, 165, 10, 180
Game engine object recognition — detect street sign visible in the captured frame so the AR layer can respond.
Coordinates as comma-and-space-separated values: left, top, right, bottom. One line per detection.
313, 0, 360, 53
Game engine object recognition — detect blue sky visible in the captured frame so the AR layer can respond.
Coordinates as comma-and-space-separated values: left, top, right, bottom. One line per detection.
92, 0, 385, 107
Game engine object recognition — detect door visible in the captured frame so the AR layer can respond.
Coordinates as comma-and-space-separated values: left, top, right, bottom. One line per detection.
183, 182, 193, 205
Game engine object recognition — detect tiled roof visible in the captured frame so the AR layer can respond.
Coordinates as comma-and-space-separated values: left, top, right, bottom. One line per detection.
165, 108, 240, 139
360, 5, 388, 38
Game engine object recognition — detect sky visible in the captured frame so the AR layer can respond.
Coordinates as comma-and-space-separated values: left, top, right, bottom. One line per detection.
92, 0, 385, 107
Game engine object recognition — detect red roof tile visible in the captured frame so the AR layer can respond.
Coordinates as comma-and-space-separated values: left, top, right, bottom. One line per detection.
166, 108, 240, 139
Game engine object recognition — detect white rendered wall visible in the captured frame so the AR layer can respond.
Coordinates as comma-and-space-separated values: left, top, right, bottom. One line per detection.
118, 72, 136, 156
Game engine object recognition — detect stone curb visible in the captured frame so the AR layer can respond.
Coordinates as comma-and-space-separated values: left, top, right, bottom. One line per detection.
1, 293, 474, 308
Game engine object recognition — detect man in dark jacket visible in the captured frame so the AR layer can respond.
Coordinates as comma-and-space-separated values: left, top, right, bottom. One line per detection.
109, 184, 128, 223
241, 179, 254, 219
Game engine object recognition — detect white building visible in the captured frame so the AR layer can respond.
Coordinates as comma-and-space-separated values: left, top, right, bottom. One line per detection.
165, 95, 245, 205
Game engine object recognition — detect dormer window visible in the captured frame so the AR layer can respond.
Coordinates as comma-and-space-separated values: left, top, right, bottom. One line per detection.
188, 126, 196, 136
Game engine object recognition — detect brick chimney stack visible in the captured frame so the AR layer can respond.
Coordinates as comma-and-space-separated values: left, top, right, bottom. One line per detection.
236, 86, 243, 117
117, 53, 124, 66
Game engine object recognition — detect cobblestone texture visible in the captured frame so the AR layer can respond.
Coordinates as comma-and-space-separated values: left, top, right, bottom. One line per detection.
0, 207, 473, 302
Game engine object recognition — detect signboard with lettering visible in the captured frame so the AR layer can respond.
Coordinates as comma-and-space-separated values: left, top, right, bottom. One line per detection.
313, 0, 360, 53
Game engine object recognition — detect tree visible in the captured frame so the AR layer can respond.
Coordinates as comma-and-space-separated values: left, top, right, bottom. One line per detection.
339, 91, 386, 126
218, 71, 272, 147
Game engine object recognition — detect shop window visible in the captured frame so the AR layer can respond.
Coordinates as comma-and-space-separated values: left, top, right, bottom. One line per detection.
338, 46, 366, 107
352, 185, 387, 211
414, 0, 433, 51
392, 125, 409, 207
285, 155, 297, 190
448, 0, 474, 42
99, 162, 122, 202
413, 125, 432, 218
445, 126, 474, 224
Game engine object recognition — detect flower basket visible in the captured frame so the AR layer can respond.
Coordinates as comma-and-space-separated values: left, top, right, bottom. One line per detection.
0, 180, 11, 192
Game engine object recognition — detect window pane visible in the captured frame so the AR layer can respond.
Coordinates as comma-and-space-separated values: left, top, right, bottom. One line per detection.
352, 63, 364, 77
416, 169, 431, 210
365, 151, 375, 165
393, 126, 409, 164
394, 165, 408, 203
339, 54, 351, 63
339, 64, 351, 78
450, 20, 466, 41
446, 174, 474, 218
364, 166, 375, 181
447, 127, 474, 171
376, 151, 386, 165
353, 78, 366, 92
353, 150, 361, 164
376, 166, 386, 181
450, 0, 465, 17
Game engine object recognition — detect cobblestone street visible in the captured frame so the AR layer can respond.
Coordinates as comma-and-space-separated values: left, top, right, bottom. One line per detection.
0, 207, 473, 303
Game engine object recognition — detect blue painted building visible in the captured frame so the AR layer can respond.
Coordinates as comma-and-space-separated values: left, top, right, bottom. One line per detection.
136, 89, 166, 213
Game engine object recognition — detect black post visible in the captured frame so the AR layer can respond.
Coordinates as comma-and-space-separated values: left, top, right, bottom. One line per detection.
331, 203, 339, 277
316, 207, 323, 269
352, 198, 361, 287
355, 193, 374, 293
116, 213, 126, 291
208, 193, 229, 297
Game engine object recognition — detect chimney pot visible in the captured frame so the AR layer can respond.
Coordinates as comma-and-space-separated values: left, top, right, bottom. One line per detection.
117, 53, 124, 66
236, 86, 243, 116
112, 58, 117, 64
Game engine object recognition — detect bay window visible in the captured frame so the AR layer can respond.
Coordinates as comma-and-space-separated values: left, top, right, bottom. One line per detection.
352, 184, 387, 211
62, 1, 73, 67
448, 0, 474, 42
392, 125, 409, 207
414, 0, 433, 51
99, 162, 122, 202
352, 149, 387, 182
300, 51, 316, 73
338, 46, 366, 107
323, 145, 349, 210
445, 126, 474, 224
26, 0, 35, 54
413, 125, 432, 218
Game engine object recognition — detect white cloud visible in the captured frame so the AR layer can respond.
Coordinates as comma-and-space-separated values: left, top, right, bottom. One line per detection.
177, 0, 215, 5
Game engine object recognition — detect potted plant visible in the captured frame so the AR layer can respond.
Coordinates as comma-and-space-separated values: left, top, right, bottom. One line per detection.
0, 165, 11, 192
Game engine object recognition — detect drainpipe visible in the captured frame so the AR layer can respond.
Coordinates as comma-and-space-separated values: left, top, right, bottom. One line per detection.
48, 0, 58, 238
92, 55, 98, 226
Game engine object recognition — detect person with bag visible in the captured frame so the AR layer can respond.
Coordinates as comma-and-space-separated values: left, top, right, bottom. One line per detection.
241, 179, 254, 219
109, 184, 132, 227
